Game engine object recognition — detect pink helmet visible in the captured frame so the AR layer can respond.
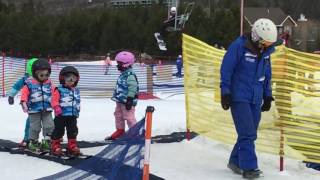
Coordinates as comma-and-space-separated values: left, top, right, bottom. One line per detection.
115, 51, 135, 67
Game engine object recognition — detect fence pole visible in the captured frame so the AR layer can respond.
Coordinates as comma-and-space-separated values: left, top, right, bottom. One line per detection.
2, 52, 5, 97
280, 128, 284, 171
240, 0, 244, 35
279, 47, 290, 172
143, 106, 155, 180
24, 58, 27, 72
147, 65, 153, 96
186, 128, 191, 141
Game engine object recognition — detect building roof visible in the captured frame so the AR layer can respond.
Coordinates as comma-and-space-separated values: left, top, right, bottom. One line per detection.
244, 7, 297, 27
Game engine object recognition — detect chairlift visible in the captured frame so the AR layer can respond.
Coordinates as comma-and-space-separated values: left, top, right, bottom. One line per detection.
166, 1, 195, 32
154, 1, 194, 51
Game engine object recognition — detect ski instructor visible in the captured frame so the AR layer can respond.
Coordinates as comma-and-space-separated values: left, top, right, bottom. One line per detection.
220, 18, 277, 179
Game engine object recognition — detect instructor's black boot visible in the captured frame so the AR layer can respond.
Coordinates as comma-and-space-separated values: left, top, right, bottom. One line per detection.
242, 169, 262, 179
227, 162, 243, 175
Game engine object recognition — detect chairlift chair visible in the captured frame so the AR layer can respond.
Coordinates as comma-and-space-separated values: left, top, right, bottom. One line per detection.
166, 2, 195, 32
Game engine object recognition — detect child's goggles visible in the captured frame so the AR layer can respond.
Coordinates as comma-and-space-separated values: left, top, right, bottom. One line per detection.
64, 73, 77, 82
36, 70, 50, 78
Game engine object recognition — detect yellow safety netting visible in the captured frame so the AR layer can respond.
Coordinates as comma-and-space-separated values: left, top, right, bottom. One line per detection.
182, 33, 320, 163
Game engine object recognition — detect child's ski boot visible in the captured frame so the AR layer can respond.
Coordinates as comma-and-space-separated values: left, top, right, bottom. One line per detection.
27, 140, 40, 152
41, 139, 51, 151
18, 139, 28, 149
51, 139, 63, 156
105, 129, 125, 141
67, 139, 81, 156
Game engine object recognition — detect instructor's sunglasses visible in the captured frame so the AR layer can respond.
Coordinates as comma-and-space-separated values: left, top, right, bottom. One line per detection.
259, 40, 273, 48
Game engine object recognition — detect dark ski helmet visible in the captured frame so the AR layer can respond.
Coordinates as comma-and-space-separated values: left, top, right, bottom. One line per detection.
59, 66, 80, 86
32, 59, 51, 80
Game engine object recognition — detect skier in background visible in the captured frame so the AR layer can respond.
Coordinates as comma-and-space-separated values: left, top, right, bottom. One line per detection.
175, 54, 183, 78
160, 6, 177, 36
154, 6, 178, 51
104, 53, 112, 75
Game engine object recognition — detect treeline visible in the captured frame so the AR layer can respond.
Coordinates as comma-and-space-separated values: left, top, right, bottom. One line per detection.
197, 0, 320, 20
0, 1, 239, 57
244, 0, 320, 19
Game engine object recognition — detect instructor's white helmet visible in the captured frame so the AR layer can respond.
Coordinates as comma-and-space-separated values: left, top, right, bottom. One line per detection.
251, 18, 278, 43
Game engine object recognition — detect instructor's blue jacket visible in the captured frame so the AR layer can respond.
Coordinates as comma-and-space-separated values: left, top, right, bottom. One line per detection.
220, 35, 274, 104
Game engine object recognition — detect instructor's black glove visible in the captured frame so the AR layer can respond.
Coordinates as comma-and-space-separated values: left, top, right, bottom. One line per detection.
8, 96, 14, 105
261, 96, 274, 112
126, 97, 134, 110
221, 94, 231, 110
